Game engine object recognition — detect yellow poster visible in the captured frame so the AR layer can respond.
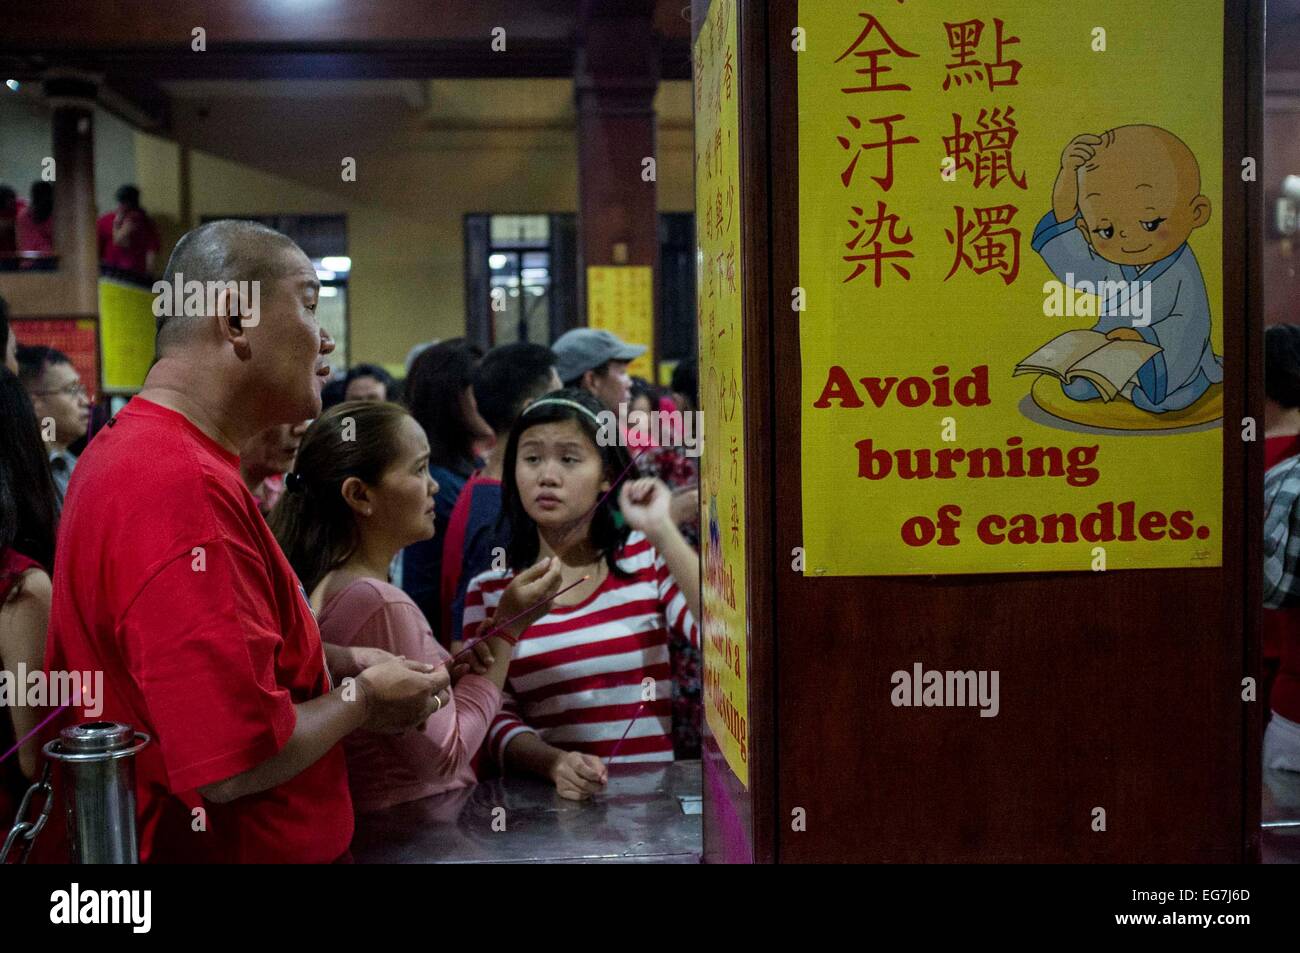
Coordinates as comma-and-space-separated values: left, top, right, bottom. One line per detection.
98, 278, 157, 392
798, 1, 1224, 575
586, 266, 653, 379
695, 0, 749, 786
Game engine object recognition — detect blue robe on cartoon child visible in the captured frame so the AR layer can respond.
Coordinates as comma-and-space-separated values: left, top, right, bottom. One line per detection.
1031, 211, 1223, 413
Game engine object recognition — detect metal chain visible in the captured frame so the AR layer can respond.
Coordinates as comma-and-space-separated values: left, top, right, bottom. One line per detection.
0, 762, 53, 865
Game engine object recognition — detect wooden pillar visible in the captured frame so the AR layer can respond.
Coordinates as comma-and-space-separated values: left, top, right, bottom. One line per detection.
43, 70, 100, 316
574, 0, 660, 349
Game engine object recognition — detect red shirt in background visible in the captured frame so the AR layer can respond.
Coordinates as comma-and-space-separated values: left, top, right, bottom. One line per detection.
1265, 433, 1300, 724
97, 207, 160, 274
44, 398, 353, 863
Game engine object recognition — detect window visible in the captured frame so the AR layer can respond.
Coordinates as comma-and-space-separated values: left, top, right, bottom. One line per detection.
314, 255, 350, 370
486, 214, 551, 346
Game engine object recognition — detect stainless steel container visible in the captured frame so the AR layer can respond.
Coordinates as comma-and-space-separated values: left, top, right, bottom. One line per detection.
44, 721, 150, 864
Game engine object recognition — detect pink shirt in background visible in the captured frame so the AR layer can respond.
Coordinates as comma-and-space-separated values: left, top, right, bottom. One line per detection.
316, 577, 501, 814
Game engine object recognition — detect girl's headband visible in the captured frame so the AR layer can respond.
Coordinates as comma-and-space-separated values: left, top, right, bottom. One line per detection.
521, 397, 603, 427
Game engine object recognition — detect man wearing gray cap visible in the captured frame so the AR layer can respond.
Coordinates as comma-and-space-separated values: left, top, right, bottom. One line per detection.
551, 328, 646, 413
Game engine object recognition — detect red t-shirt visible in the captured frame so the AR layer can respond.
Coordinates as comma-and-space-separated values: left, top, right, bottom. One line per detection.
44, 398, 353, 863
97, 208, 160, 274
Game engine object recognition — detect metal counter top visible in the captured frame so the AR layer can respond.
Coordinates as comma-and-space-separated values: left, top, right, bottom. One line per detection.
351, 759, 702, 864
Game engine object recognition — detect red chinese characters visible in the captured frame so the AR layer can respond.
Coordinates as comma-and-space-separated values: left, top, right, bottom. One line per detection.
944, 204, 1022, 285
835, 13, 919, 94
941, 18, 1022, 91
844, 201, 915, 286
838, 114, 919, 191
943, 106, 1027, 190
828, 11, 1026, 287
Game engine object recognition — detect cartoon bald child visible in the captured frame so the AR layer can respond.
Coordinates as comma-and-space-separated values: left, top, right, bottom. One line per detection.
1031, 124, 1223, 413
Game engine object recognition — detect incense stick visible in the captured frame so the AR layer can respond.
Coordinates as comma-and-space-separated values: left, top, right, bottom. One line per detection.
450, 573, 591, 665
604, 700, 648, 765
0, 704, 68, 765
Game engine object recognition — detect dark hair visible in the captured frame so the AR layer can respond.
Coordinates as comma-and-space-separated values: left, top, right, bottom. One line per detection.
629, 376, 659, 405
345, 362, 394, 392
268, 401, 411, 594
671, 357, 698, 411
115, 185, 141, 208
404, 338, 483, 476
29, 181, 53, 225
15, 344, 69, 388
0, 368, 58, 573
473, 342, 557, 434
1266, 324, 1300, 409
501, 387, 632, 580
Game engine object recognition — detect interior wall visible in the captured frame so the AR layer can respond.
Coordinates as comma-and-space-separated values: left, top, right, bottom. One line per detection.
147, 99, 691, 367
0, 95, 137, 226
4, 80, 693, 368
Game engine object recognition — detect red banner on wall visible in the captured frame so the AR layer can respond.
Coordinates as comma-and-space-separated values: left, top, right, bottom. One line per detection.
11, 318, 101, 395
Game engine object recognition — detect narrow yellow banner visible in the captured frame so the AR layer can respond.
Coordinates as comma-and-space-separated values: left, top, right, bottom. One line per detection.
696, 0, 749, 786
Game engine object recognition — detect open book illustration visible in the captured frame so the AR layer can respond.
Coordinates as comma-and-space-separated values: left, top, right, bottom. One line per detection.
1014, 330, 1162, 403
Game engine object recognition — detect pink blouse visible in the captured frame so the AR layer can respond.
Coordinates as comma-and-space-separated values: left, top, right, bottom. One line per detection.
316, 576, 500, 814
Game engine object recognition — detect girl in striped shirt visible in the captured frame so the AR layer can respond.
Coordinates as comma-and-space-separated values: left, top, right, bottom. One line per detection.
461, 388, 701, 800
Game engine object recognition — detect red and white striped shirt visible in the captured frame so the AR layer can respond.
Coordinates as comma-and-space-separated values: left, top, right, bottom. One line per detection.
462, 532, 699, 765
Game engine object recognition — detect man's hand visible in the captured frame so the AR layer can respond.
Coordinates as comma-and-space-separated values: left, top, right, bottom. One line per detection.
1105, 327, 1144, 342
355, 657, 448, 733
112, 210, 138, 248
549, 750, 608, 800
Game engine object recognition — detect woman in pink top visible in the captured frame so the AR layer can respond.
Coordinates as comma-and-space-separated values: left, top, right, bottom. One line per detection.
269, 401, 562, 814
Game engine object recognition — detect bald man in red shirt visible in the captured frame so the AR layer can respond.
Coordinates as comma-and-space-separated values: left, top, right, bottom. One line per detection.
45, 220, 448, 863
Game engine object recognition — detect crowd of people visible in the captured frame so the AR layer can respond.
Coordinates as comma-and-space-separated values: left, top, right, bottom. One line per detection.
0, 180, 160, 277
0, 220, 702, 863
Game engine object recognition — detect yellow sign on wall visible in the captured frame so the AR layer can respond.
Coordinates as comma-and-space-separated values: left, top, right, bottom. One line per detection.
696, 0, 749, 787
586, 266, 653, 379
798, 0, 1224, 575
98, 279, 157, 392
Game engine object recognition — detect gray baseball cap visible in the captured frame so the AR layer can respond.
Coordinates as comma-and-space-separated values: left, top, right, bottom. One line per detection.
552, 328, 646, 383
